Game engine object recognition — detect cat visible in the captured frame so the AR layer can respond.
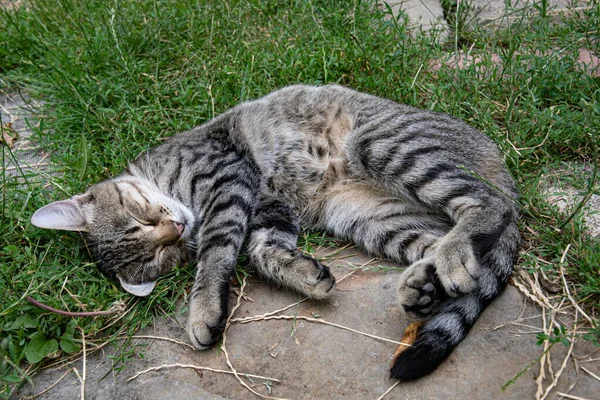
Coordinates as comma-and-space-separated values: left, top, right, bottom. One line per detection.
31, 84, 520, 380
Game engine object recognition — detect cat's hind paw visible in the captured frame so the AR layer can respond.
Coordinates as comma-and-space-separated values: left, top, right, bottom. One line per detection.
398, 258, 446, 317
435, 238, 479, 297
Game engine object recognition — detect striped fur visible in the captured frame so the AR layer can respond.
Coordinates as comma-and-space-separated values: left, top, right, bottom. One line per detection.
32, 84, 519, 380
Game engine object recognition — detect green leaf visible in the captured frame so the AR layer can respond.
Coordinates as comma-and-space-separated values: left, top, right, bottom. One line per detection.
2, 375, 23, 383
61, 320, 77, 340
25, 333, 59, 364
59, 338, 80, 355
8, 314, 38, 330
8, 338, 21, 364
96, 107, 117, 119
74, 133, 89, 181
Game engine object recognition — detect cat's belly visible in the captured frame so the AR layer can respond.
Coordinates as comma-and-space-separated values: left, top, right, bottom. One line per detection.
264, 153, 354, 225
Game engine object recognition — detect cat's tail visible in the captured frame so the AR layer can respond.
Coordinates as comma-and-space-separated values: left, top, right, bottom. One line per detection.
390, 217, 519, 381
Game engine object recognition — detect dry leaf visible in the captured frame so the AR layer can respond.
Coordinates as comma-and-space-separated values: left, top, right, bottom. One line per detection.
391, 321, 423, 365
1, 122, 18, 148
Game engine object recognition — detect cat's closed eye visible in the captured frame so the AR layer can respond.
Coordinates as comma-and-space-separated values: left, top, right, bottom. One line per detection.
123, 226, 142, 235
127, 211, 157, 226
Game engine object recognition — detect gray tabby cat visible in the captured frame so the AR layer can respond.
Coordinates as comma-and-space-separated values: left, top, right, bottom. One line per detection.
31, 84, 519, 380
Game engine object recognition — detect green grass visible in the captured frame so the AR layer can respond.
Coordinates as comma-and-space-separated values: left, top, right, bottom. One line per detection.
0, 0, 599, 397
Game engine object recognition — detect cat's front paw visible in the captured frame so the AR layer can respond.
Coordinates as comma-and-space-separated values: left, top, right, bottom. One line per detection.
187, 297, 227, 350
301, 256, 336, 300
398, 258, 446, 317
435, 238, 479, 296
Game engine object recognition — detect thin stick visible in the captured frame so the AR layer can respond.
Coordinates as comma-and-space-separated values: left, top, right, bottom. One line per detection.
4, 162, 50, 171
375, 381, 400, 400
580, 366, 600, 383
555, 393, 592, 400
239, 315, 406, 346
539, 327, 575, 400
320, 252, 364, 261
231, 297, 310, 324
26, 368, 72, 399
512, 270, 556, 311
558, 245, 595, 326
578, 357, 600, 364
80, 327, 86, 400
26, 296, 126, 317
535, 305, 550, 399
316, 243, 353, 259
126, 335, 195, 350
126, 364, 281, 383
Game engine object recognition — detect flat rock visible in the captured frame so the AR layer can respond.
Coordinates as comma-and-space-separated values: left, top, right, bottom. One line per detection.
465, 0, 591, 28
542, 163, 600, 237
377, 0, 449, 42
1, 91, 49, 177
15, 249, 600, 399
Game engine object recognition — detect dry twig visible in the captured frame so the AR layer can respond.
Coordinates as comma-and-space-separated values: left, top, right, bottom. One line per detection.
126, 335, 195, 350
555, 393, 593, 400
126, 364, 281, 383
375, 381, 400, 400
580, 366, 600, 383
558, 245, 595, 326
539, 319, 576, 400
238, 314, 406, 346
24, 368, 72, 399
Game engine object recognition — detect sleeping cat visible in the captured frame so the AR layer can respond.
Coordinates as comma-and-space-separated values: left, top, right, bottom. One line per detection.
31, 84, 519, 380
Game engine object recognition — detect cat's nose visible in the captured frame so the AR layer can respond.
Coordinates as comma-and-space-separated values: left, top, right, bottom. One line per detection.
173, 221, 185, 236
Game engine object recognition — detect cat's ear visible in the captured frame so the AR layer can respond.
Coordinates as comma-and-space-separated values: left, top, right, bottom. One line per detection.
117, 275, 156, 297
31, 195, 90, 232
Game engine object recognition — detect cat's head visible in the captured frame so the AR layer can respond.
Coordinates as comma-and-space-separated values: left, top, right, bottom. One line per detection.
31, 177, 195, 297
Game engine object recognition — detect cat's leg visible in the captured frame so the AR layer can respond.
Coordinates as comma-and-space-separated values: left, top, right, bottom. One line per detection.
187, 177, 258, 350
187, 219, 250, 349
314, 184, 451, 315
247, 197, 336, 299
346, 135, 519, 298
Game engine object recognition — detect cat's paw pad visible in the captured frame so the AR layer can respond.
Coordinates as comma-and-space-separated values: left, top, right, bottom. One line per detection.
435, 239, 479, 297
398, 259, 445, 317
187, 301, 226, 350
304, 257, 336, 300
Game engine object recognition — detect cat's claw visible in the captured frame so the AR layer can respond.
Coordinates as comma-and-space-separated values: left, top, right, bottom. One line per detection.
305, 258, 336, 299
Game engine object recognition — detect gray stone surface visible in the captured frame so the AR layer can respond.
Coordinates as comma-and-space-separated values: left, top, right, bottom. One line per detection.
0, 91, 49, 177
465, 0, 591, 28
378, 0, 449, 41
14, 250, 600, 399
543, 163, 600, 237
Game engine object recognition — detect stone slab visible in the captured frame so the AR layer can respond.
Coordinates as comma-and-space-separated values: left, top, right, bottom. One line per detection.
377, 0, 450, 42
465, 0, 592, 28
0, 91, 49, 177
14, 249, 600, 399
